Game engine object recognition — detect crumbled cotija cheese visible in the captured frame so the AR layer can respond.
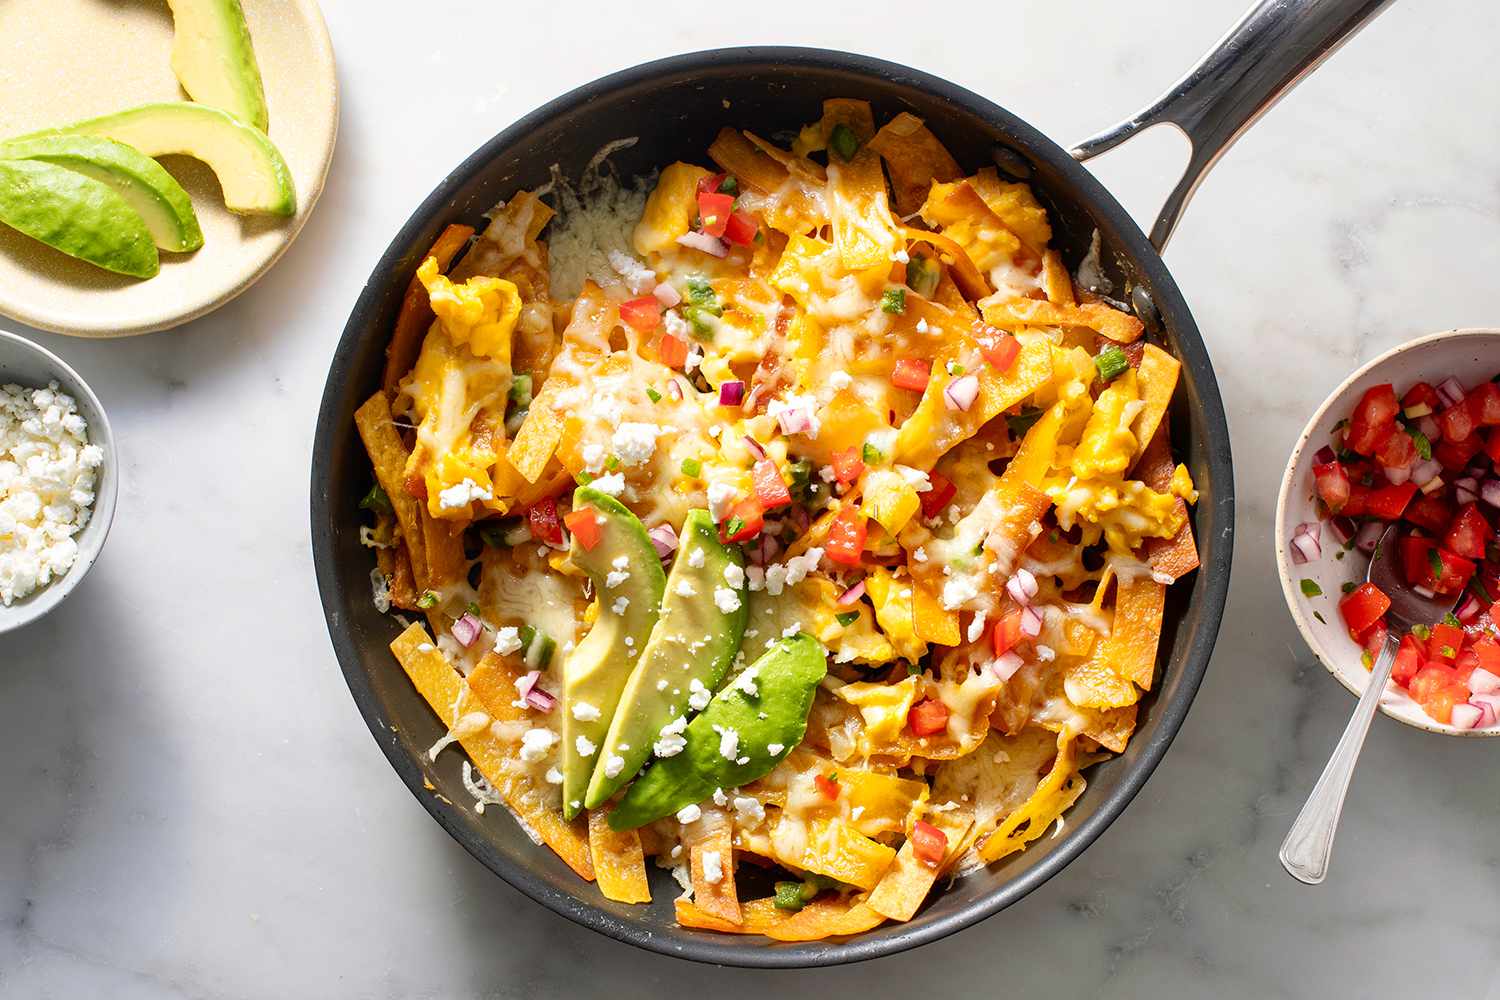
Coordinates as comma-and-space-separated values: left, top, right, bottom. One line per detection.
0, 381, 102, 605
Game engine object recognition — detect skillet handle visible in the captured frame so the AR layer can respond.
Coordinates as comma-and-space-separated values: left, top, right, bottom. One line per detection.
1070, 0, 1395, 250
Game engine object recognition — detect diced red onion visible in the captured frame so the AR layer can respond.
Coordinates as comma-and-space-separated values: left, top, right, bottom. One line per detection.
653, 282, 682, 307
1456, 593, 1483, 623
1019, 605, 1043, 638
1354, 521, 1384, 553
1436, 377, 1466, 409
836, 580, 867, 607
1468, 457, 1492, 478
774, 402, 815, 436
1329, 517, 1357, 546
1290, 529, 1322, 565
676, 231, 729, 258
1313, 445, 1338, 466
989, 652, 1025, 682
1481, 479, 1500, 508
1469, 697, 1498, 729
452, 612, 482, 648
1418, 415, 1441, 442
743, 435, 766, 461
1411, 459, 1442, 487
943, 374, 980, 412
1468, 667, 1500, 696
666, 378, 683, 401
755, 533, 781, 566
517, 671, 556, 713
789, 504, 810, 533
648, 524, 679, 558
1449, 702, 1483, 730
1005, 568, 1038, 605
1413, 584, 1436, 599
1384, 462, 1411, 486
718, 380, 745, 406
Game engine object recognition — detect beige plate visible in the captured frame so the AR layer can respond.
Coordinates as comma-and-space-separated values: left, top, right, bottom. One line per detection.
0, 0, 337, 338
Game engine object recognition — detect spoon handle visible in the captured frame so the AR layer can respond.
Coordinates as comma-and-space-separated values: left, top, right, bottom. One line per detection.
1279, 632, 1399, 885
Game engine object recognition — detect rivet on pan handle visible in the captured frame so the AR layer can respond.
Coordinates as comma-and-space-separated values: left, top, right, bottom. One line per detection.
1070, 0, 1395, 251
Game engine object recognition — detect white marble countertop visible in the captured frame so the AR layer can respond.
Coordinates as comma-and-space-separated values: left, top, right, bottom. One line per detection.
3, 1, 1499, 996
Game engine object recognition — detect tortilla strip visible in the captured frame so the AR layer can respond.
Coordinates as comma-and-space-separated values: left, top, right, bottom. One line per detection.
1041, 249, 1075, 305
688, 819, 741, 925
868, 112, 962, 217
389, 627, 593, 881
828, 150, 901, 271
978, 731, 1084, 863
1082, 703, 1137, 753
911, 579, 960, 646
901, 226, 989, 301
765, 816, 896, 892
982, 298, 1144, 344
1132, 343, 1181, 460
707, 128, 825, 236
818, 98, 876, 143
675, 895, 887, 941
388, 540, 419, 610
381, 224, 474, 395
1134, 419, 1200, 582
420, 513, 467, 592
355, 392, 431, 591
1064, 643, 1141, 709
866, 807, 973, 921
588, 809, 652, 904
1111, 576, 1166, 691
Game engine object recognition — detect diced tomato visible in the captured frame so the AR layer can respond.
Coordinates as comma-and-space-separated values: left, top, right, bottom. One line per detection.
1374, 429, 1416, 471
1444, 503, 1491, 559
696, 191, 735, 238
1339, 582, 1390, 638
1438, 402, 1475, 443
1342, 481, 1371, 518
1312, 460, 1351, 513
1401, 536, 1476, 594
1467, 382, 1500, 427
826, 506, 868, 566
1408, 664, 1468, 724
992, 609, 1023, 656
832, 447, 865, 486
1358, 618, 1388, 659
752, 458, 792, 509
696, 172, 727, 195
1346, 384, 1399, 454
1434, 433, 1483, 472
909, 819, 948, 866
918, 472, 957, 518
978, 331, 1021, 372
1428, 622, 1465, 662
1404, 493, 1454, 534
528, 497, 564, 546
814, 773, 840, 800
1471, 636, 1500, 674
563, 507, 602, 551
908, 698, 949, 737
720, 497, 764, 543
1392, 633, 1423, 686
1488, 427, 1500, 466
1402, 381, 1441, 414
891, 358, 932, 391
1364, 481, 1418, 520
658, 333, 689, 368
619, 296, 661, 332
722, 210, 758, 246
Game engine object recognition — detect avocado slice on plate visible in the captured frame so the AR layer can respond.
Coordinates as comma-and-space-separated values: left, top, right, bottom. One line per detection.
559, 488, 667, 819
609, 633, 827, 830
38, 103, 295, 216
0, 159, 157, 278
0, 135, 202, 252
166, 0, 270, 132
585, 510, 748, 809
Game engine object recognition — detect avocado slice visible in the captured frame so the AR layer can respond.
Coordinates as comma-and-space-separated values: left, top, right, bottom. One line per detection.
609, 633, 827, 830
584, 510, 747, 809
0, 159, 157, 278
38, 103, 295, 216
165, 0, 270, 132
0, 135, 202, 253
559, 488, 667, 819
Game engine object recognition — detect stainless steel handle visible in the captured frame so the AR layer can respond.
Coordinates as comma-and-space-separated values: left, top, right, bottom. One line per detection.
1278, 631, 1398, 885
1071, 0, 1395, 250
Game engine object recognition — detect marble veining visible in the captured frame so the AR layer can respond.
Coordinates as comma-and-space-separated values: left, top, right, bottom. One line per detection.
2, 1, 1499, 997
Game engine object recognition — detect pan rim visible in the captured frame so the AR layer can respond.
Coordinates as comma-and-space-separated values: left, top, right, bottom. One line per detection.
311, 44, 1234, 968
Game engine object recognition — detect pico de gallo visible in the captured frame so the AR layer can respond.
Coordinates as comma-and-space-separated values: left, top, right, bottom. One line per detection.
1294, 372, 1500, 728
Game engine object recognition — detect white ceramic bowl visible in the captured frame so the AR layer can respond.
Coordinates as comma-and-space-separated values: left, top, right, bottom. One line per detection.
0, 328, 117, 633
1277, 328, 1500, 737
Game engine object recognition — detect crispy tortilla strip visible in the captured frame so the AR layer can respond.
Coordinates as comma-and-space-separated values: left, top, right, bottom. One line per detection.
1135, 419, 1199, 582
1132, 343, 1180, 461
866, 807, 973, 922
389, 540, 419, 610
932, 728, 1058, 859
389, 628, 593, 881
868, 112, 961, 218
507, 400, 563, 484
1082, 703, 1137, 753
381, 223, 474, 395
674, 895, 886, 940
588, 809, 652, 904
1041, 249, 1075, 305
982, 298, 1143, 344
745, 749, 928, 839
420, 513, 466, 592
1106, 576, 1166, 691
817, 100, 900, 272
766, 817, 897, 892
818, 98, 876, 143
901, 226, 989, 301
451, 192, 554, 282
1064, 646, 1140, 709
912, 579, 960, 646
708, 128, 824, 236
355, 392, 431, 591
979, 731, 1085, 863
688, 820, 741, 925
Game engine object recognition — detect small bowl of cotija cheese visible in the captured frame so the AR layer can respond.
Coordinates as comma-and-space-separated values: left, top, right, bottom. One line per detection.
0, 328, 116, 634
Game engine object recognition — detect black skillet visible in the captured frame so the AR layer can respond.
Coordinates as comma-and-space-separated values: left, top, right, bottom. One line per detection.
311, 0, 1392, 968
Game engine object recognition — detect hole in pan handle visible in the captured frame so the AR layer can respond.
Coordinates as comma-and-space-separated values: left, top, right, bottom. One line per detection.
1069, 0, 1396, 251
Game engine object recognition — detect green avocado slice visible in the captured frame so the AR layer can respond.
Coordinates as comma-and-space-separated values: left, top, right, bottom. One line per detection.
166, 0, 270, 132
609, 633, 827, 831
37, 103, 296, 216
584, 510, 747, 809
559, 488, 667, 819
0, 159, 158, 278
0, 135, 202, 252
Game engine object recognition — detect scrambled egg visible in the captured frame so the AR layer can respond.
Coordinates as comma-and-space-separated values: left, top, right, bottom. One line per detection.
416, 256, 520, 360
837, 675, 920, 748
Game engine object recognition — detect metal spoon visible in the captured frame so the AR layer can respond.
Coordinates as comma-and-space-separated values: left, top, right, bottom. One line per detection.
1279, 522, 1458, 885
